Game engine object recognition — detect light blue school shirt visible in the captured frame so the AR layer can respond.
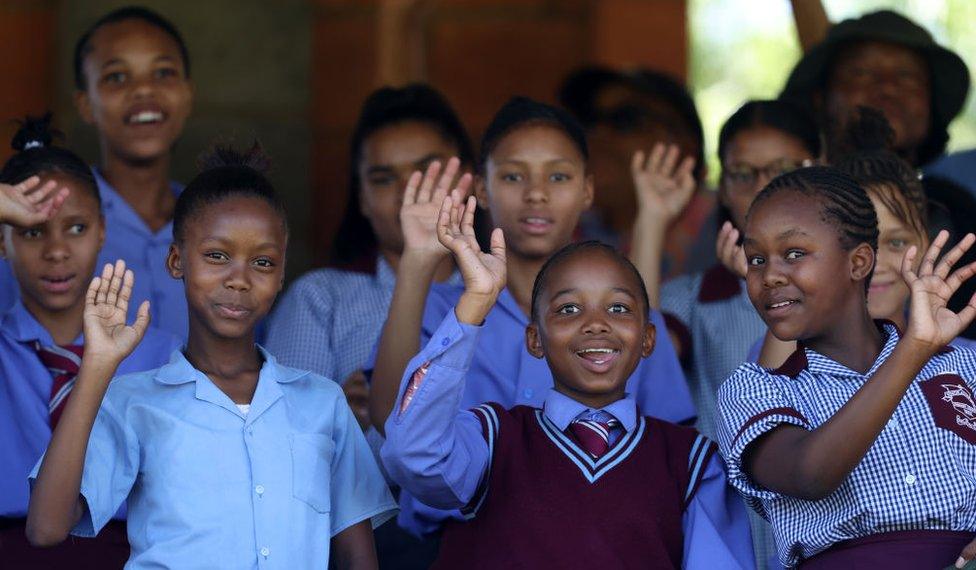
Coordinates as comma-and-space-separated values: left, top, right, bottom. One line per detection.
0, 301, 181, 517
364, 282, 696, 536
0, 169, 187, 339
29, 347, 397, 569
382, 311, 756, 569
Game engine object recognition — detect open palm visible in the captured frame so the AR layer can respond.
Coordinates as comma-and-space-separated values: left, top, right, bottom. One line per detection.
631, 143, 696, 223
437, 195, 506, 299
902, 231, 976, 349
0, 176, 69, 227
84, 260, 151, 365
401, 157, 472, 258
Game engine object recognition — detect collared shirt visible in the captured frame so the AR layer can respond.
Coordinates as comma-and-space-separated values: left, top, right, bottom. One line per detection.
366, 282, 696, 536
1, 301, 180, 517
381, 311, 756, 569
29, 347, 397, 569
718, 323, 976, 568
265, 256, 460, 384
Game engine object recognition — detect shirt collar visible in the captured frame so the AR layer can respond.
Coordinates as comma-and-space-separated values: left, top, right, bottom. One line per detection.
542, 388, 637, 433
153, 345, 307, 385
92, 166, 183, 224
1, 301, 79, 345
772, 320, 916, 379
697, 263, 742, 303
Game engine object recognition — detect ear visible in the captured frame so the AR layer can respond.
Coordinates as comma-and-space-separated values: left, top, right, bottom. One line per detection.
474, 175, 489, 210
641, 320, 656, 358
582, 173, 595, 209
74, 90, 95, 125
525, 322, 545, 359
849, 242, 876, 283
166, 243, 184, 279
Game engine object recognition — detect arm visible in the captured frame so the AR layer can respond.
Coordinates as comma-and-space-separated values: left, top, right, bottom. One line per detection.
746, 232, 976, 500
331, 518, 378, 570
789, 0, 831, 53
369, 158, 471, 434
682, 452, 756, 570
0, 176, 69, 226
26, 260, 150, 545
629, 144, 696, 308
381, 193, 508, 508
756, 329, 797, 369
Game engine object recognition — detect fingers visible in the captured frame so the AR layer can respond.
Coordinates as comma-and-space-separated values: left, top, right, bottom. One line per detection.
956, 537, 976, 568
105, 260, 126, 307
935, 233, 976, 280
431, 157, 461, 203
920, 230, 950, 277
416, 160, 442, 204
131, 301, 152, 340
452, 172, 473, 201
676, 155, 696, 186
12, 175, 41, 197
460, 196, 477, 237
402, 171, 422, 207
85, 276, 101, 307
631, 150, 646, 176
945, 260, 976, 297
659, 144, 681, 177
23, 179, 56, 204
436, 195, 454, 247
489, 227, 506, 261
95, 263, 114, 304
901, 245, 920, 283
647, 143, 666, 174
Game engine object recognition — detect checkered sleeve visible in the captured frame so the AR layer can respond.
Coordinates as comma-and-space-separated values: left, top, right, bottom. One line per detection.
716, 363, 811, 504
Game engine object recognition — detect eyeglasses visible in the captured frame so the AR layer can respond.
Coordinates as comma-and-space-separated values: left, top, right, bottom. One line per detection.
722, 159, 814, 190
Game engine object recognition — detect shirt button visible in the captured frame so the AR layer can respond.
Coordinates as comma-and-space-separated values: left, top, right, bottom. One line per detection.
441, 337, 450, 347
904, 474, 917, 485
255, 485, 265, 496
260, 546, 270, 557
523, 389, 534, 399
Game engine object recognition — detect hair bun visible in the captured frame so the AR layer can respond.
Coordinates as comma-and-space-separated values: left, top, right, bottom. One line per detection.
198, 142, 271, 175
843, 106, 896, 154
11, 113, 61, 152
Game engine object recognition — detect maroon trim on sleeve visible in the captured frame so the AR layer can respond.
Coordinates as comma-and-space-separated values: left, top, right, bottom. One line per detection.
663, 312, 693, 365
683, 440, 718, 510
771, 347, 809, 378
731, 406, 809, 448
697, 264, 741, 303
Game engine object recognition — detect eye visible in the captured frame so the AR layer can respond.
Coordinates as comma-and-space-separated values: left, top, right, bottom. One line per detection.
102, 71, 126, 84
253, 258, 275, 269
747, 255, 765, 267
608, 303, 630, 314
555, 303, 580, 315
785, 249, 805, 260
366, 174, 396, 187
888, 238, 907, 250
500, 172, 523, 183
67, 223, 86, 235
21, 228, 43, 239
154, 67, 179, 79
549, 172, 571, 183
204, 251, 229, 262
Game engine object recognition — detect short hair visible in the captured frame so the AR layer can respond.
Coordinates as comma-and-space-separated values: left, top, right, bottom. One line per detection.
74, 6, 190, 90
332, 84, 474, 266
718, 99, 821, 163
479, 97, 588, 173
172, 143, 286, 243
530, 240, 649, 323
0, 113, 99, 204
750, 166, 879, 289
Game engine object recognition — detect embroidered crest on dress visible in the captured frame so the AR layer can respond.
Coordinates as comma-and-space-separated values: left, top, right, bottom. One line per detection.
921, 373, 976, 444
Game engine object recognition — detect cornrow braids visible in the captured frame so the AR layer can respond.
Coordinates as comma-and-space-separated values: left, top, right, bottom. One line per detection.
750, 166, 879, 289
530, 240, 649, 323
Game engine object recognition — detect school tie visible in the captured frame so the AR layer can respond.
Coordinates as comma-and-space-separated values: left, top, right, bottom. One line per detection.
33, 342, 84, 429
568, 418, 620, 459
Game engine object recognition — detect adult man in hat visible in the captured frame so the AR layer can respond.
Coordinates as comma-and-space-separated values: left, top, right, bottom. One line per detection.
782, 9, 970, 172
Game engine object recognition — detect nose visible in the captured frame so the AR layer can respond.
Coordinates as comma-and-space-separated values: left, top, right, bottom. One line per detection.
524, 179, 549, 204
131, 74, 156, 98
42, 234, 70, 263
224, 261, 251, 292
581, 311, 611, 335
761, 258, 788, 289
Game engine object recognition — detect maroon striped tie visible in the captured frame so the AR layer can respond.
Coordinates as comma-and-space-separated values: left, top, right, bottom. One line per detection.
33, 342, 84, 429
568, 419, 620, 459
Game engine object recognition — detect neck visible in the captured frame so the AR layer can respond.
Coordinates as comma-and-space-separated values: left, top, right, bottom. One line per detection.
382, 248, 455, 282
805, 305, 883, 374
506, 251, 548, 317
555, 384, 626, 411
26, 299, 84, 346
183, 325, 262, 381
100, 150, 175, 232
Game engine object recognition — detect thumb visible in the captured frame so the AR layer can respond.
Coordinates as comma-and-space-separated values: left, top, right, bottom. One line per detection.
489, 228, 505, 259
132, 300, 152, 340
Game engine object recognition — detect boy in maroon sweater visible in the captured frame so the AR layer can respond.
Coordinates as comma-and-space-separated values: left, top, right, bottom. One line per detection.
382, 195, 755, 569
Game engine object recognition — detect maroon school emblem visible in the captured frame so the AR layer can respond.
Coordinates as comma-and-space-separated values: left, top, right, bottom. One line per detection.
921, 374, 976, 444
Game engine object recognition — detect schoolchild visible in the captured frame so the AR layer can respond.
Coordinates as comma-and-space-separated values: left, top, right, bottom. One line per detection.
382, 196, 755, 567
26, 145, 396, 569
718, 165, 976, 568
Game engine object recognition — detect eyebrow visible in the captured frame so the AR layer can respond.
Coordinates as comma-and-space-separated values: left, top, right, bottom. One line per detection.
100, 55, 178, 70
200, 236, 283, 252
496, 157, 577, 168
777, 228, 811, 240
549, 286, 638, 302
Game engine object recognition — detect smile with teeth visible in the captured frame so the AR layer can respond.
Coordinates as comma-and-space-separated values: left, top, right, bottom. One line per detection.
768, 300, 797, 309
576, 347, 619, 365
127, 111, 164, 124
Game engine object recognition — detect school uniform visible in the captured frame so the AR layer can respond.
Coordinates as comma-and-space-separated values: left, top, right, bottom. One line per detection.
381, 311, 755, 569
0, 300, 180, 566
28, 346, 397, 569
718, 321, 976, 568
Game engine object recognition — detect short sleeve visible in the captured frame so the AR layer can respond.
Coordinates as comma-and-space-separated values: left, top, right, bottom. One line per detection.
265, 273, 338, 379
329, 394, 398, 536
716, 364, 811, 503
29, 396, 140, 537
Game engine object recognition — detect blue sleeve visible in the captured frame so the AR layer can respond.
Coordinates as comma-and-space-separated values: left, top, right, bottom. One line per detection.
327, 387, 398, 535
380, 310, 491, 510
682, 452, 756, 570
264, 274, 339, 380
629, 308, 697, 424
29, 394, 139, 537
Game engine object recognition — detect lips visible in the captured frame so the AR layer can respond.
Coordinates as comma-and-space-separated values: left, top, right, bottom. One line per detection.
214, 303, 252, 320
124, 105, 167, 126
518, 214, 554, 236
574, 346, 621, 373
39, 274, 77, 294
764, 298, 799, 318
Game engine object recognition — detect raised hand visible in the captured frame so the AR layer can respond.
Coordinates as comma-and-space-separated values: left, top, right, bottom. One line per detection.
716, 221, 747, 278
902, 230, 976, 350
437, 194, 506, 324
401, 157, 472, 260
0, 176, 70, 227
83, 260, 151, 368
631, 143, 696, 224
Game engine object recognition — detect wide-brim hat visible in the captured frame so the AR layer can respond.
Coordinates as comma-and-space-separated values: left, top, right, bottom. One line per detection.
781, 10, 970, 132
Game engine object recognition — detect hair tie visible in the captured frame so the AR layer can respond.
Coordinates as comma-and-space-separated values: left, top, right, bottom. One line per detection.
23, 140, 44, 150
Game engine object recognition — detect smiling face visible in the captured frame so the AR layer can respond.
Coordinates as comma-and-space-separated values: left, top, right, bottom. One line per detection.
866, 187, 927, 325
76, 18, 193, 164
743, 189, 875, 342
526, 249, 654, 409
358, 120, 459, 256
167, 196, 286, 342
477, 124, 593, 261
1, 174, 104, 325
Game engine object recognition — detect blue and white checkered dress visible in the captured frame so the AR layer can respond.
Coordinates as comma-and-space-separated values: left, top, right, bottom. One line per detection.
718, 322, 976, 568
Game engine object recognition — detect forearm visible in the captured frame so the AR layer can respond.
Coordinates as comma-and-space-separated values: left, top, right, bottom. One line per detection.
790, 0, 831, 52
751, 340, 932, 499
331, 520, 378, 570
369, 251, 443, 434
27, 360, 116, 545
757, 329, 797, 369
629, 211, 669, 308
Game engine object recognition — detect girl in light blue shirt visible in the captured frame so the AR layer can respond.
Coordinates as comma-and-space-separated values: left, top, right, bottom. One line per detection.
27, 145, 396, 569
